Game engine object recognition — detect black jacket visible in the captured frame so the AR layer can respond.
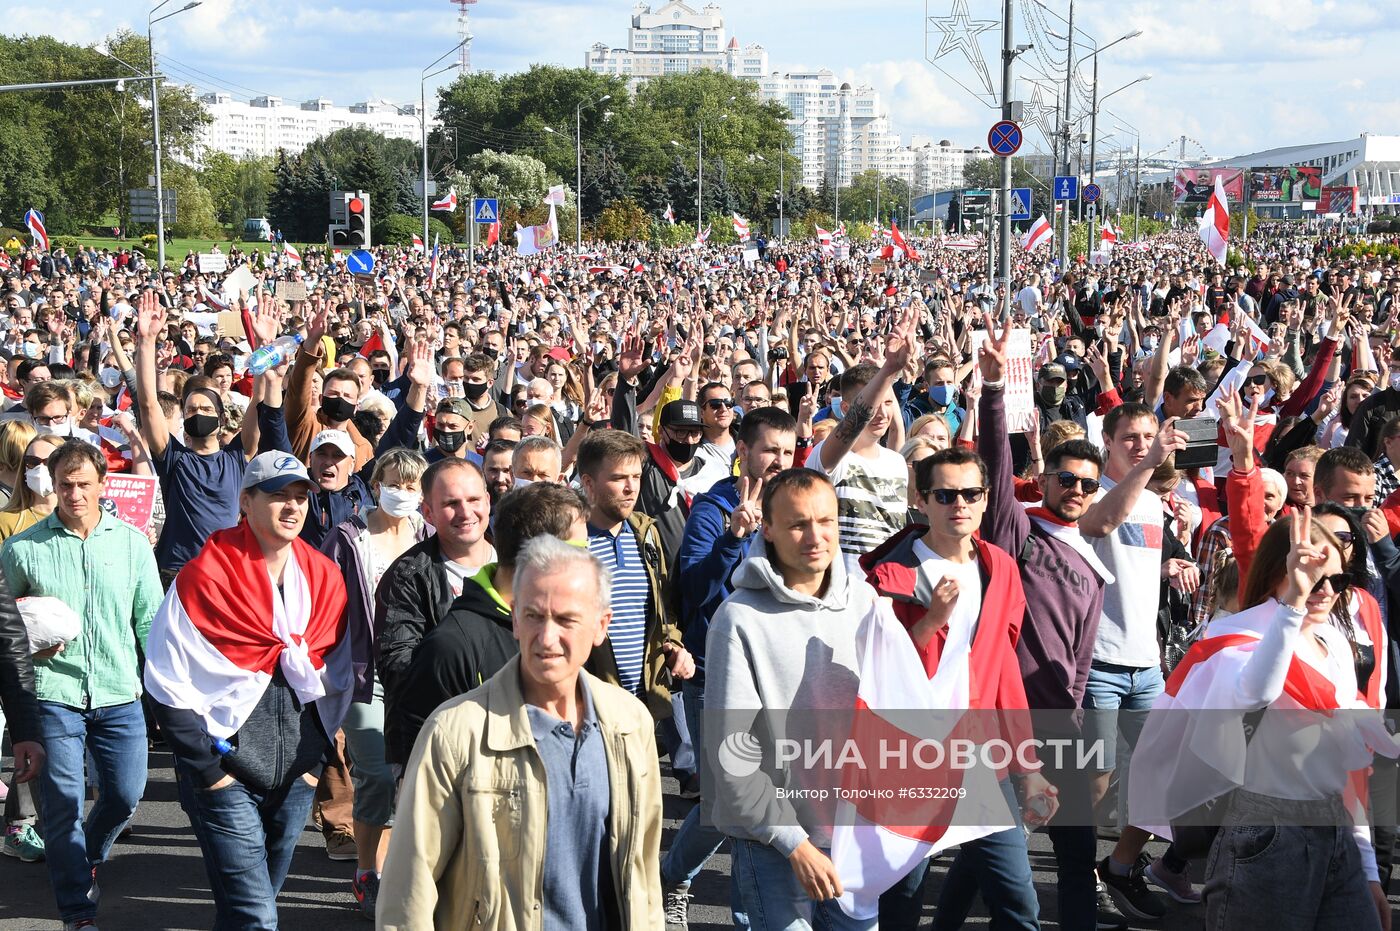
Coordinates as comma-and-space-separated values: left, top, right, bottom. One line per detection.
1346, 387, 1400, 460
374, 537, 456, 760
0, 565, 38, 744
391, 566, 517, 763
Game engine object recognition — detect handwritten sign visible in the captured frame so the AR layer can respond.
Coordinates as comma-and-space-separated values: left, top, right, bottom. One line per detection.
968, 328, 1036, 433
101, 474, 158, 533
198, 252, 228, 274
276, 280, 308, 303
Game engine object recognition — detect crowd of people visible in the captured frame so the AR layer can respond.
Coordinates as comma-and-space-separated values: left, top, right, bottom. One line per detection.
0, 220, 1399, 931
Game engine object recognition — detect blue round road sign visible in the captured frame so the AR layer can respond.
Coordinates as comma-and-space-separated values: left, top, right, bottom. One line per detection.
1082, 183, 1102, 204
987, 120, 1023, 158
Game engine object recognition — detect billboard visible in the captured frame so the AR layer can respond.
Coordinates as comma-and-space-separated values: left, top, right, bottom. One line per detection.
1174, 168, 1246, 204
1249, 166, 1323, 202
1318, 186, 1359, 215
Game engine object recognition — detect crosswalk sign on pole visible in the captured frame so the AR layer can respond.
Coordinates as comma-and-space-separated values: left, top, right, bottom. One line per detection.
472, 198, 499, 223
1009, 188, 1032, 221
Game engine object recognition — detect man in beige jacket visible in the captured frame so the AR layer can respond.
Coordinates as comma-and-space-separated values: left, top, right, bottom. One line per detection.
377, 535, 664, 930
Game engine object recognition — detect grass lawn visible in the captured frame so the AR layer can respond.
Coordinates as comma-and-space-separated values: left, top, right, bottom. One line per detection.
69, 235, 324, 260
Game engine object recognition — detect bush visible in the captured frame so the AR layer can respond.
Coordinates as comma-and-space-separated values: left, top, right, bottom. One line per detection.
141, 234, 158, 246
50, 236, 84, 253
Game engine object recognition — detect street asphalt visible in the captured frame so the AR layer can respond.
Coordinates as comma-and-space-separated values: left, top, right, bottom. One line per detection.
1, 746, 1384, 929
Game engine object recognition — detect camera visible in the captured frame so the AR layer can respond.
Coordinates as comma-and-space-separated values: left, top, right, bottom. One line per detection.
768, 345, 789, 360
1173, 417, 1220, 470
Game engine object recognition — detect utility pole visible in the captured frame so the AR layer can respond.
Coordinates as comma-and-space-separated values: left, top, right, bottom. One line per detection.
997, 0, 1014, 295
697, 122, 705, 231
1058, 0, 1076, 269
1133, 138, 1141, 240
1088, 51, 1098, 228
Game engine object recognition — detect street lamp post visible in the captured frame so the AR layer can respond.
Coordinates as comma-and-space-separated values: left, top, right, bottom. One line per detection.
575, 94, 611, 250
1057, 0, 1076, 269
148, 0, 201, 271
421, 40, 468, 251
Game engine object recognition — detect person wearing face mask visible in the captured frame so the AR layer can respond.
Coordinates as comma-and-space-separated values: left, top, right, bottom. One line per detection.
454, 353, 506, 441
135, 291, 279, 585
899, 358, 964, 433
632, 399, 706, 559
286, 299, 374, 469
1034, 362, 1089, 433
0, 436, 63, 543
319, 449, 428, 918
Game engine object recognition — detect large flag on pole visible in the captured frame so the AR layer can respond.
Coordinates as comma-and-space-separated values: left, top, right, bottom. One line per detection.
24, 209, 48, 252
663, 204, 676, 226
732, 213, 750, 240
1021, 215, 1053, 251
889, 221, 920, 262
411, 234, 424, 253
428, 234, 441, 287
281, 242, 302, 265
1198, 175, 1230, 265
1099, 220, 1117, 250
431, 188, 458, 212
485, 219, 500, 247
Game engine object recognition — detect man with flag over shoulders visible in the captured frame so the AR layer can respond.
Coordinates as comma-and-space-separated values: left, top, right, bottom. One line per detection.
861, 443, 1057, 930
975, 310, 1123, 930
144, 451, 352, 930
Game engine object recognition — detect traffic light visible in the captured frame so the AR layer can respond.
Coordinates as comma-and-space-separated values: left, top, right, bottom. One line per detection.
329, 191, 371, 246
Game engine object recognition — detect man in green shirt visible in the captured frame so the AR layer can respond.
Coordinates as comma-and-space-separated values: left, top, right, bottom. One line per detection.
1, 440, 162, 931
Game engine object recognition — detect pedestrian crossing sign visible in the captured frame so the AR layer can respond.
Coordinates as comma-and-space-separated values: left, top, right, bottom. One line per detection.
1010, 188, 1032, 221
473, 198, 499, 223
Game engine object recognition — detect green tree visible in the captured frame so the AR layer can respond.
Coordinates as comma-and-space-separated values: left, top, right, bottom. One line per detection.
162, 162, 221, 238
594, 199, 650, 241
961, 157, 1039, 192
377, 213, 453, 247
200, 152, 275, 228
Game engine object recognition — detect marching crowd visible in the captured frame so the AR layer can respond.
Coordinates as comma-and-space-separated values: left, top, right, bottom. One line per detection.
1, 222, 1400, 931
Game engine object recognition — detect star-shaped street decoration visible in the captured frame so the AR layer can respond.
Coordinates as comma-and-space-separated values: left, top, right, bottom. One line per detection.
926, 0, 1000, 102
1022, 80, 1062, 146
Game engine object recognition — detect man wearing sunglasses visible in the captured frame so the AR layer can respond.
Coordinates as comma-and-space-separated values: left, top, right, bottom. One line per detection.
862, 445, 1056, 930
974, 314, 1124, 930
691, 382, 738, 494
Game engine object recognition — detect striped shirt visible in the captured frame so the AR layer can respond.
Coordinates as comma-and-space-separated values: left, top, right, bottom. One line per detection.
588, 522, 651, 695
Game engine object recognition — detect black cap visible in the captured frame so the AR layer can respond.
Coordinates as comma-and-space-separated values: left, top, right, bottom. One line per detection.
659, 399, 704, 429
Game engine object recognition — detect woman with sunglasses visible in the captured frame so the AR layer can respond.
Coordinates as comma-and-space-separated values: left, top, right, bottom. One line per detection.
1129, 510, 1399, 931
0, 435, 64, 544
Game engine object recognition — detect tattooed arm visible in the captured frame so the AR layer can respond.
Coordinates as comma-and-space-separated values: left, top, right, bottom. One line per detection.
817, 309, 916, 472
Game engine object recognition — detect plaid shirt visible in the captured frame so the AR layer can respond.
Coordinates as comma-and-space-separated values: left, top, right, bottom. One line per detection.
1377, 456, 1399, 503
1188, 517, 1233, 631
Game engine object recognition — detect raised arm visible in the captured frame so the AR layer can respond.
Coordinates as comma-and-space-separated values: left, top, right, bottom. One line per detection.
133, 289, 171, 459
1078, 418, 1188, 538
976, 311, 1032, 555
817, 308, 915, 472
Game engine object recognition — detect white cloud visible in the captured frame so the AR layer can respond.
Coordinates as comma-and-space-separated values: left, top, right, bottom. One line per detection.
5, 7, 125, 46
841, 59, 982, 143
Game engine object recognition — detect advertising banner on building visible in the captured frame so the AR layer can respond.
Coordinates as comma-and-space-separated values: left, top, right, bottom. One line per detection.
1249, 166, 1323, 202
1318, 186, 1359, 215
1174, 168, 1245, 204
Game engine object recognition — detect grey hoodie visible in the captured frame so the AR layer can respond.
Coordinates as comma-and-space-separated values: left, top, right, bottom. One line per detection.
703, 537, 878, 856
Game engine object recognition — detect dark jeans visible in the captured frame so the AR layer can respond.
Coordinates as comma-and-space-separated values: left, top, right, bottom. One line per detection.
176, 765, 318, 931
1370, 750, 1398, 890
878, 779, 1039, 931
1204, 790, 1379, 931
35, 699, 148, 922
1041, 745, 1098, 931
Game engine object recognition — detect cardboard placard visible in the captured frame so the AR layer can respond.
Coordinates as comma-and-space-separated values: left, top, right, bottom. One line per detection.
216, 311, 247, 340
276, 280, 308, 303
871, 261, 887, 275
198, 252, 228, 274
101, 474, 158, 533
968, 328, 1036, 433
222, 265, 258, 304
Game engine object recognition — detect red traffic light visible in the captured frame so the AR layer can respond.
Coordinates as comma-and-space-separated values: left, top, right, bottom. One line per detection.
348, 197, 364, 215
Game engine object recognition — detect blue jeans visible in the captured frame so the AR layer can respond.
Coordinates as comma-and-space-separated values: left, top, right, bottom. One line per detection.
731, 838, 877, 930
35, 699, 148, 922
879, 779, 1039, 931
176, 765, 318, 931
1081, 661, 1164, 771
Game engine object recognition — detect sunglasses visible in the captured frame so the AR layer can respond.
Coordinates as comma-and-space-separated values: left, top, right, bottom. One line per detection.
1333, 530, 1355, 546
1311, 573, 1353, 595
924, 487, 987, 505
1052, 472, 1101, 494
1245, 374, 1270, 387
705, 398, 736, 410
22, 455, 49, 470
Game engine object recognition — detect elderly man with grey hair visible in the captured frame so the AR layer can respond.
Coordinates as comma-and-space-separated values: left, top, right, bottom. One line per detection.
377, 536, 664, 930
512, 434, 564, 485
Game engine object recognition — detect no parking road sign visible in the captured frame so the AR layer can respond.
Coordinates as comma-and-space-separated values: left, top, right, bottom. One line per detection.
1082, 183, 1102, 204
987, 120, 1023, 158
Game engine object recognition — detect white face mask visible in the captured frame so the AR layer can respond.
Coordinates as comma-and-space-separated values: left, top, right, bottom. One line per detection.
513, 477, 534, 491
24, 464, 52, 497
34, 419, 71, 437
1389, 371, 1400, 392
376, 486, 422, 519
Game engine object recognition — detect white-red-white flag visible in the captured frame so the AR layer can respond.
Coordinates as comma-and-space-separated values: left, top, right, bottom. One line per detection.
1099, 220, 1118, 249
732, 212, 750, 240
282, 242, 302, 265
1021, 215, 1053, 252
1198, 175, 1230, 265
431, 188, 458, 212
411, 234, 424, 253
694, 224, 710, 248
663, 204, 676, 225
890, 221, 920, 262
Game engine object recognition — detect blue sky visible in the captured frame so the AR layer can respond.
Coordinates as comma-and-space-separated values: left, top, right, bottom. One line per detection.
9, 0, 1398, 163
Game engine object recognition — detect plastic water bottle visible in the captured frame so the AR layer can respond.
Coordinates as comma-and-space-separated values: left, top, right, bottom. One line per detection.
246, 334, 303, 375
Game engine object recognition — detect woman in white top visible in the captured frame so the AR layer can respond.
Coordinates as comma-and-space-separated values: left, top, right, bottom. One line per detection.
1130, 510, 1399, 930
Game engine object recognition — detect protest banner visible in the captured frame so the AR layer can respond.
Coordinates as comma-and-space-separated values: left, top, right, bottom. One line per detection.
101, 474, 158, 533
969, 328, 1036, 432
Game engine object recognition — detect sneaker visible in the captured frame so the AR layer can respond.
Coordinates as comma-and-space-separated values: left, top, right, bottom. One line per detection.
677, 773, 701, 801
663, 881, 691, 930
1098, 855, 1168, 920
88, 866, 100, 905
325, 829, 357, 861
2, 824, 45, 862
62, 922, 99, 931
1095, 880, 1129, 930
1145, 855, 1202, 904
351, 871, 379, 920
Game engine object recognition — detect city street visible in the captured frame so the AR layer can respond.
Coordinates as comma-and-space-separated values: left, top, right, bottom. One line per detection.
1, 748, 1231, 930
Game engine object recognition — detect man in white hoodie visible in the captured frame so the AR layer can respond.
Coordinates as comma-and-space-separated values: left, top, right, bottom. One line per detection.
705, 467, 879, 930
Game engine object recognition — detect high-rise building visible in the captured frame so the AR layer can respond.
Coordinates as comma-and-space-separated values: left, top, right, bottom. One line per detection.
193, 93, 421, 161
585, 1, 768, 86
908, 139, 990, 195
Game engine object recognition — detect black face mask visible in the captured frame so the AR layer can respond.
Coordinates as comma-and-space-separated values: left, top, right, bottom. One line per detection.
435, 428, 467, 453
321, 395, 356, 424
463, 381, 490, 402
372, 368, 389, 386
666, 438, 699, 465
184, 413, 220, 439
480, 345, 499, 360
